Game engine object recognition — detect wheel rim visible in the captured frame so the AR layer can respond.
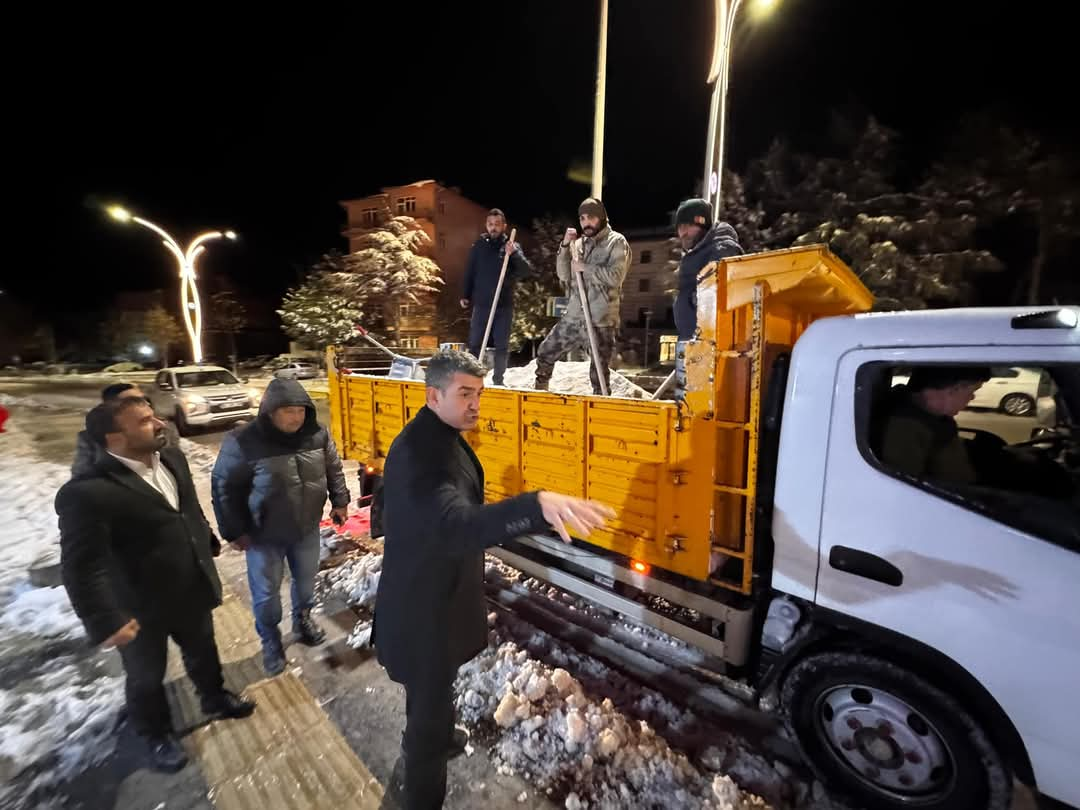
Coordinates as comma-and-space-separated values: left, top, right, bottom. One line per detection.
814, 684, 955, 802
1002, 395, 1033, 416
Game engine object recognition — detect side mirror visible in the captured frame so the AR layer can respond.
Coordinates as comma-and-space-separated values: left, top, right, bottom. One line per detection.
159, 383, 173, 391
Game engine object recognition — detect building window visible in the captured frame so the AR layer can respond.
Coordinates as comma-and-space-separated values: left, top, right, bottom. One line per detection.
638, 278, 650, 293
361, 208, 379, 226
396, 196, 417, 214
399, 336, 420, 349
399, 302, 416, 319
640, 250, 653, 264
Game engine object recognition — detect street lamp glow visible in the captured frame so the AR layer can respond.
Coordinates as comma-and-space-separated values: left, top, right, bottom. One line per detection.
224, 230, 237, 241
105, 206, 235, 365
107, 205, 133, 223
138, 344, 154, 357
751, 0, 779, 18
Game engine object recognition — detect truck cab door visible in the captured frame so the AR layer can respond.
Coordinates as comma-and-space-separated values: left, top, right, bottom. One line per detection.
816, 346, 1080, 805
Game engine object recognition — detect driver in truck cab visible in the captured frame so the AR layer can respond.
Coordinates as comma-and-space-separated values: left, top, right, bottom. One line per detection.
879, 366, 992, 484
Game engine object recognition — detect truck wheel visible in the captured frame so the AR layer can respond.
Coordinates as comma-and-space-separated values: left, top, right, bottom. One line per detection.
781, 652, 1010, 810
1000, 393, 1034, 416
174, 408, 192, 437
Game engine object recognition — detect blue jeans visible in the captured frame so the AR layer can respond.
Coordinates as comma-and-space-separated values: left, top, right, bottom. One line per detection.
245, 531, 320, 649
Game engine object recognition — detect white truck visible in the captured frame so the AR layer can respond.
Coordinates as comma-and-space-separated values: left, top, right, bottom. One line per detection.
331, 248, 1080, 809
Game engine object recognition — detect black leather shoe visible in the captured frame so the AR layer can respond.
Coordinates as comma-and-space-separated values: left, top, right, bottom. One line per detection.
293, 610, 326, 646
146, 734, 188, 772
201, 690, 256, 719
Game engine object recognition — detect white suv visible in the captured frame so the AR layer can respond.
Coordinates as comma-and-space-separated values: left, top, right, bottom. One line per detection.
149, 366, 258, 435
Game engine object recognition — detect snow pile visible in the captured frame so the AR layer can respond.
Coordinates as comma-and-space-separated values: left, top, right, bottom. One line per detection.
0, 427, 71, 605
492, 361, 647, 399
178, 437, 220, 476
456, 641, 770, 810
0, 392, 59, 410
0, 582, 82, 640
0, 424, 124, 806
317, 550, 383, 612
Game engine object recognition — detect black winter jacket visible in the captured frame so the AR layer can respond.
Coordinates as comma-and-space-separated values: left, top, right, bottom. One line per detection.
373, 406, 547, 683
56, 447, 222, 645
462, 234, 532, 311
211, 379, 350, 546
674, 222, 742, 340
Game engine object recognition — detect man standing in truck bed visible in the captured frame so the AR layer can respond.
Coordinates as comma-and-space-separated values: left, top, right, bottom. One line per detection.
462, 208, 532, 386
534, 197, 630, 395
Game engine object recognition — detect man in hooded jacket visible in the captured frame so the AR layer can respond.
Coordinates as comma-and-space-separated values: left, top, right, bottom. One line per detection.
672, 198, 743, 342
211, 378, 350, 674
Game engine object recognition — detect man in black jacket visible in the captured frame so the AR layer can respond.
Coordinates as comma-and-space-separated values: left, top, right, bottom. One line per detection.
374, 349, 613, 809
672, 198, 743, 341
461, 208, 532, 385
212, 379, 350, 675
56, 398, 254, 773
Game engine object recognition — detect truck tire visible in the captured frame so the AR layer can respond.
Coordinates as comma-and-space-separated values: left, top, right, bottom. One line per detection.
781, 651, 1011, 810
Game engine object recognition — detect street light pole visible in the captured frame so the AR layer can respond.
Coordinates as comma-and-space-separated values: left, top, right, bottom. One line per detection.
703, 0, 778, 220
107, 206, 236, 365
592, 0, 610, 199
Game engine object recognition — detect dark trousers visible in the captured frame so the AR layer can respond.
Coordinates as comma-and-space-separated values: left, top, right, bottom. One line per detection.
401, 666, 456, 810
467, 305, 511, 384
118, 609, 225, 737
535, 319, 616, 395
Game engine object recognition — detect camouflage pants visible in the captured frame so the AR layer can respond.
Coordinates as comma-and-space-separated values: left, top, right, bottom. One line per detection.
535, 318, 616, 395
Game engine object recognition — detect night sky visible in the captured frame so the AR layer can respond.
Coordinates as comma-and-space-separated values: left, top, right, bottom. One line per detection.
9, 1, 1075, 333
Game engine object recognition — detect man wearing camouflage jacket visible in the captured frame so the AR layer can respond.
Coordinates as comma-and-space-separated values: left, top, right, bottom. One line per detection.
534, 197, 630, 395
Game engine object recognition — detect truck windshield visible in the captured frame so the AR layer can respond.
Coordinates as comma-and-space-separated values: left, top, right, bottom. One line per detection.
176, 370, 238, 388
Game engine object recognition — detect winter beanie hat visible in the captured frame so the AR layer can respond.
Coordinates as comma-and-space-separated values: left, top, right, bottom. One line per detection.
675, 198, 712, 229
578, 197, 608, 231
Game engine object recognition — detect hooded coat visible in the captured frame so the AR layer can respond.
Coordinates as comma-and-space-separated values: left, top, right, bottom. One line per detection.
211, 379, 350, 546
674, 221, 742, 340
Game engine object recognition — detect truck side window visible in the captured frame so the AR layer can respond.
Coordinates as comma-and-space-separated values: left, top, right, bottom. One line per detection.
857, 362, 1080, 552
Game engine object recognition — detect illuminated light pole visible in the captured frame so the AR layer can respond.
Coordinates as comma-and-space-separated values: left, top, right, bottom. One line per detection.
702, 0, 779, 219
107, 206, 237, 364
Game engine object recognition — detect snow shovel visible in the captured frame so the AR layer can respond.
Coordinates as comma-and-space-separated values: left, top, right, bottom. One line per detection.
354, 325, 426, 381
477, 227, 517, 369
572, 262, 610, 396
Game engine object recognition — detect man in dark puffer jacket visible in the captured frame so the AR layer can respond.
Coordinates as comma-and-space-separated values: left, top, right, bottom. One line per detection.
211, 379, 350, 674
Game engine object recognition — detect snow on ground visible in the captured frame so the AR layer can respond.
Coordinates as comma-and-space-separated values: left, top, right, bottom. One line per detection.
490, 360, 648, 399
0, 423, 125, 806
322, 550, 840, 810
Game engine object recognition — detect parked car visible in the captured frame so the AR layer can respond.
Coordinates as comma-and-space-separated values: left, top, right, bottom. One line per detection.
148, 365, 259, 435
892, 366, 1048, 416
274, 361, 319, 380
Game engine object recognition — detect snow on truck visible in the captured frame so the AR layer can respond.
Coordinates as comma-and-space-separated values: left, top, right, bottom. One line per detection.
326, 245, 1080, 810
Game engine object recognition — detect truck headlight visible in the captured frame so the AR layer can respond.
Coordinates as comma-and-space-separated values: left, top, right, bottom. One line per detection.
181, 393, 209, 415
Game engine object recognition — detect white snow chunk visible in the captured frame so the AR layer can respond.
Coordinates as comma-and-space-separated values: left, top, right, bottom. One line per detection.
494, 691, 522, 728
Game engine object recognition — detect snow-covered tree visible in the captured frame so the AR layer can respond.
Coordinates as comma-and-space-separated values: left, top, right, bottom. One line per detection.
278, 269, 364, 349
206, 290, 248, 372
745, 118, 1005, 310
345, 216, 444, 338
101, 306, 185, 365
921, 118, 1080, 304
510, 217, 564, 354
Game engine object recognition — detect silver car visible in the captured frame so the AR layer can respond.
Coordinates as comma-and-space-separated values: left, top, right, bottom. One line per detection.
274, 361, 319, 380
149, 366, 258, 435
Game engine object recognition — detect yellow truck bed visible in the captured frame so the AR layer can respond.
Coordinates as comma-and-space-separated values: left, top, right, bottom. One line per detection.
328, 245, 872, 594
